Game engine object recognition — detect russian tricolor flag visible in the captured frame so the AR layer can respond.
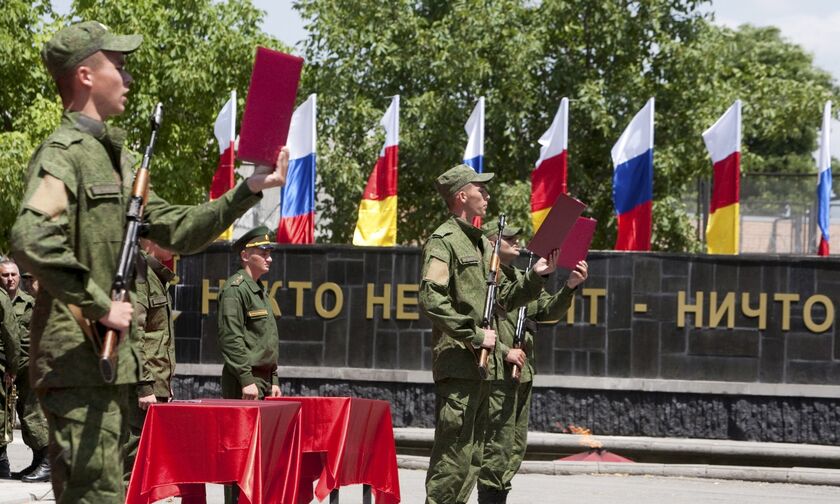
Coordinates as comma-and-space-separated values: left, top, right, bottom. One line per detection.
531, 98, 569, 232
817, 101, 832, 256
612, 98, 654, 251
277, 94, 317, 244
463, 97, 485, 227
353, 95, 400, 246
211, 90, 236, 241
703, 100, 741, 255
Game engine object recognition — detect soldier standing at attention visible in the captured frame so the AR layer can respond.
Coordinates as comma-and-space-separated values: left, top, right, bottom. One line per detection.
218, 226, 281, 504
419, 164, 560, 504
10, 21, 289, 503
122, 239, 177, 485
473, 225, 588, 504
0, 284, 19, 479
0, 259, 50, 482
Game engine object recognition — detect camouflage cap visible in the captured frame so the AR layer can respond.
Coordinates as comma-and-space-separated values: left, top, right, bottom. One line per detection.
481, 221, 521, 240
233, 226, 276, 253
435, 164, 494, 199
42, 21, 143, 78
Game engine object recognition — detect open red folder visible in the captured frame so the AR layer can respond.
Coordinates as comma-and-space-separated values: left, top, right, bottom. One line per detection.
556, 217, 597, 270
237, 46, 304, 166
527, 193, 586, 259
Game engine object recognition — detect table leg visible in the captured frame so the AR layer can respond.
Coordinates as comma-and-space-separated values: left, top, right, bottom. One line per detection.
330, 489, 339, 504
362, 484, 372, 504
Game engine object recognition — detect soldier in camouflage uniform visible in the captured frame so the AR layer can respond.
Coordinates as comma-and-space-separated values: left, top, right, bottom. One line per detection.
10, 21, 288, 503
420, 164, 560, 504
122, 240, 177, 485
472, 224, 588, 504
0, 259, 50, 482
0, 286, 20, 479
218, 226, 281, 503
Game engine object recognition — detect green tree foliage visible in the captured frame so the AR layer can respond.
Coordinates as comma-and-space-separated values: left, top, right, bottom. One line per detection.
0, 0, 284, 250
295, 0, 839, 250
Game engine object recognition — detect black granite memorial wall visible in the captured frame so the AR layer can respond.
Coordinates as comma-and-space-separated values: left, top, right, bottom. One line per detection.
171, 243, 840, 443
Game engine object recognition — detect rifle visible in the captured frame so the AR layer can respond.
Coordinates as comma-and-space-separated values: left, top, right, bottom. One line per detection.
511, 250, 535, 383
478, 214, 506, 379
98, 103, 163, 383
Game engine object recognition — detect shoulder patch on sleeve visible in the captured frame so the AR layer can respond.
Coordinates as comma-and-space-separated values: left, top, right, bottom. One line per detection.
24, 174, 69, 220
424, 257, 450, 286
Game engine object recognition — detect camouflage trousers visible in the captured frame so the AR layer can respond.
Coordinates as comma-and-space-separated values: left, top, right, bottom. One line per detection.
476, 379, 533, 493
425, 378, 489, 504
122, 388, 170, 486
39, 385, 131, 504
15, 366, 49, 451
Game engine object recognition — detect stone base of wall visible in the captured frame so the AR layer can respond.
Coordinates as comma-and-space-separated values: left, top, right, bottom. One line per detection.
172, 375, 840, 445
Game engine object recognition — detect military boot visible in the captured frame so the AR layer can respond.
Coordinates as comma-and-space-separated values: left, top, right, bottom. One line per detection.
21, 451, 50, 483
0, 446, 11, 479
14, 447, 46, 480
477, 487, 509, 504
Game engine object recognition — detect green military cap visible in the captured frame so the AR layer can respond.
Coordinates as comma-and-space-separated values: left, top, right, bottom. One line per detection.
233, 226, 276, 253
21, 271, 33, 279
41, 21, 143, 78
481, 221, 521, 239
435, 163, 494, 199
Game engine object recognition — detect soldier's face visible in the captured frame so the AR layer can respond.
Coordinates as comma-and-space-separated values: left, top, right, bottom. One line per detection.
243, 247, 272, 278
459, 182, 489, 219
87, 51, 133, 119
0, 264, 20, 294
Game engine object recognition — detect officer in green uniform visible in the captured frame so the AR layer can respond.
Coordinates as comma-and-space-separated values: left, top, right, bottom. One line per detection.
473, 224, 588, 504
420, 164, 560, 504
0, 259, 50, 482
0, 285, 20, 479
122, 240, 177, 485
10, 21, 289, 503
218, 226, 281, 503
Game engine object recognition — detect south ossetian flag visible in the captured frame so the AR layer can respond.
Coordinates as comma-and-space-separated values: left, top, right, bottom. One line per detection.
212, 90, 236, 241
703, 99, 742, 255
278, 93, 317, 244
612, 98, 654, 251
531, 98, 569, 232
817, 101, 832, 256
353, 95, 400, 246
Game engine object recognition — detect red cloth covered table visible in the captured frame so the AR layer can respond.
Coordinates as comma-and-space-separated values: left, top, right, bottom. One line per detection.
267, 397, 401, 504
125, 399, 302, 504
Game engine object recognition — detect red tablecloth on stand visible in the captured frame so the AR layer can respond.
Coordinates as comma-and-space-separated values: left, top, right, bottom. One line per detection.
267, 397, 401, 504
125, 399, 302, 504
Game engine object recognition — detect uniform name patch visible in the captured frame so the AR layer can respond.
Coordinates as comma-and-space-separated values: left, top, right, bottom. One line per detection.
247, 309, 269, 318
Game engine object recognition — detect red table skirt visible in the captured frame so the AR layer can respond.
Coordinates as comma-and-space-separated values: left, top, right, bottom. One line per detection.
125, 399, 302, 504
267, 397, 401, 504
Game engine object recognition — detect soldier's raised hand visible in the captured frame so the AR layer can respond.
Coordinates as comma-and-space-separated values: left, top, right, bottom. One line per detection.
247, 146, 290, 192
532, 249, 560, 276
566, 260, 588, 289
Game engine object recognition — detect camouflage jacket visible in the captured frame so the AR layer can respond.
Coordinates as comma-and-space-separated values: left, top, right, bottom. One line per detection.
11, 290, 35, 370
135, 253, 176, 398
419, 216, 546, 382
0, 288, 19, 374
11, 111, 261, 389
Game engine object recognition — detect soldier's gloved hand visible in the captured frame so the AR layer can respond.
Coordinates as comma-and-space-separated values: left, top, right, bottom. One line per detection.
533, 249, 560, 276
270, 385, 282, 397
480, 328, 497, 349
246, 146, 290, 193
99, 300, 134, 331
566, 260, 589, 289
241, 383, 259, 400
138, 393, 157, 411
505, 349, 527, 368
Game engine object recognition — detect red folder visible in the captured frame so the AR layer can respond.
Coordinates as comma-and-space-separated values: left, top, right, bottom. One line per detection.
238, 47, 304, 166
557, 217, 597, 270
527, 194, 586, 259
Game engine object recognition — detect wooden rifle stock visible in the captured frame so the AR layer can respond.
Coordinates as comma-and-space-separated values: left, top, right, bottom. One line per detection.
478, 214, 506, 379
98, 103, 163, 383
511, 251, 535, 383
